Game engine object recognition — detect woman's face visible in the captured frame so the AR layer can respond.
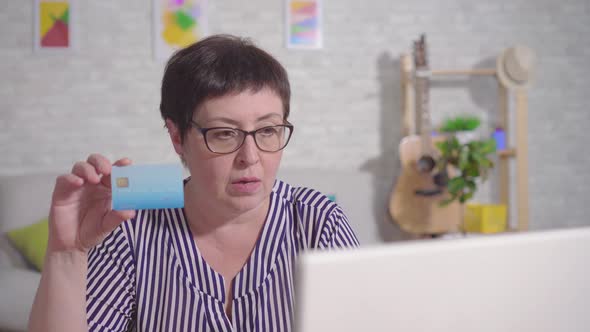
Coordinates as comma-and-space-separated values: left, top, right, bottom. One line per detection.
169, 87, 285, 215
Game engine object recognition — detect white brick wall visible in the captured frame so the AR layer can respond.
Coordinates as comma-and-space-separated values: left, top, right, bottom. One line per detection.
1, 0, 589, 231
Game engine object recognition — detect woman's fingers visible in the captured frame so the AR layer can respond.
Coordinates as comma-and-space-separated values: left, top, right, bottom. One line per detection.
71, 161, 101, 184
87, 154, 112, 176
101, 157, 133, 188
51, 174, 84, 205
85, 154, 132, 188
63, 155, 130, 209
113, 158, 132, 167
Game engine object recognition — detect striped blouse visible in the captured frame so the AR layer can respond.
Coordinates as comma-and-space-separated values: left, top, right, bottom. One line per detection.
86, 179, 359, 332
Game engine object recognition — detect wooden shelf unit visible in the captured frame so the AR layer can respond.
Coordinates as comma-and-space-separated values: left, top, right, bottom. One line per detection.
399, 54, 529, 232
497, 149, 516, 158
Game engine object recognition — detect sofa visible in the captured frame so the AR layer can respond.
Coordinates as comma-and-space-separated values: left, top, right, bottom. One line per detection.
0, 173, 56, 332
0, 169, 398, 331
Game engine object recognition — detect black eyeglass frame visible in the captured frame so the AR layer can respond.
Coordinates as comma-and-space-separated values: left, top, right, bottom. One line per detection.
190, 120, 294, 154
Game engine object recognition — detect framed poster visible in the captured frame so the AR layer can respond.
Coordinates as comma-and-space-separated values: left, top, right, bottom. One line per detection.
153, 0, 208, 61
33, 0, 77, 53
285, 0, 322, 49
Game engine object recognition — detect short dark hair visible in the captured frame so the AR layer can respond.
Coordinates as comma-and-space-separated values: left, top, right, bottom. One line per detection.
160, 34, 291, 143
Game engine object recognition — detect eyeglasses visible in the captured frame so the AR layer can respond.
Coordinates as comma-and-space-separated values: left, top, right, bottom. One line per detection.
190, 120, 294, 154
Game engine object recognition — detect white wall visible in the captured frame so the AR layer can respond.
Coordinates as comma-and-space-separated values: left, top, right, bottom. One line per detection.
1, 0, 589, 233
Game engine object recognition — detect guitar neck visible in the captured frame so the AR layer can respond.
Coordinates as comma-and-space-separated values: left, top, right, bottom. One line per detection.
415, 69, 432, 154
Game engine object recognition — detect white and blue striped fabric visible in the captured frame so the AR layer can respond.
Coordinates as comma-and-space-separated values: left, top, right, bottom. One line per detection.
86, 179, 359, 331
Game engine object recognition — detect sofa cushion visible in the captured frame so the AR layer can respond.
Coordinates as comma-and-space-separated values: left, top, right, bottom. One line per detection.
7, 218, 49, 271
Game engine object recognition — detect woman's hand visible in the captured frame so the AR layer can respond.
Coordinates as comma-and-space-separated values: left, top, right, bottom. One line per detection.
47, 154, 136, 254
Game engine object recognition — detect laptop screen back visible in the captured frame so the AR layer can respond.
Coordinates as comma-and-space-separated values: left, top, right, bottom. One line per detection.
295, 227, 590, 332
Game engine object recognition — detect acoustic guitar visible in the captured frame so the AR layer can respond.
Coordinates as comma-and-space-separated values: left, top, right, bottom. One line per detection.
389, 35, 462, 236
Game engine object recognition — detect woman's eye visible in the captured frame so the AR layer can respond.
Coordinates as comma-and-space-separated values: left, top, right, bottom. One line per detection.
259, 127, 278, 136
213, 130, 238, 139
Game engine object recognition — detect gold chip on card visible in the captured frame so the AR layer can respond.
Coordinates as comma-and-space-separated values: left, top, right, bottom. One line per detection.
116, 177, 129, 188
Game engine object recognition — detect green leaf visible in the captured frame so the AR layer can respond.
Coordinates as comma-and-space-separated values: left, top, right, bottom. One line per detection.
463, 190, 475, 201
480, 138, 497, 154
472, 152, 485, 164
465, 165, 480, 177
479, 158, 492, 169
439, 116, 481, 133
447, 177, 465, 194
449, 136, 461, 150
435, 140, 449, 154
458, 189, 475, 203
458, 147, 469, 170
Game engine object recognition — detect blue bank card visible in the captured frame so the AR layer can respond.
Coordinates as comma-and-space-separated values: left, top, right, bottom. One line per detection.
111, 163, 184, 211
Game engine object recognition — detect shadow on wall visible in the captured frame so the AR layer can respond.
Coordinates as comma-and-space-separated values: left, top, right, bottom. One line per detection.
360, 52, 407, 242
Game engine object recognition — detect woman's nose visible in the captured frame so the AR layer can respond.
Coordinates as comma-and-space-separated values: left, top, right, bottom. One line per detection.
235, 135, 260, 166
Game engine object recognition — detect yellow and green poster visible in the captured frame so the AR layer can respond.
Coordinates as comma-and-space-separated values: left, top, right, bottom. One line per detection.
153, 0, 208, 61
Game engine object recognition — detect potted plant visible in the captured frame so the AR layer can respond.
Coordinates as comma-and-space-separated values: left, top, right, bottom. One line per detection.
435, 116, 497, 206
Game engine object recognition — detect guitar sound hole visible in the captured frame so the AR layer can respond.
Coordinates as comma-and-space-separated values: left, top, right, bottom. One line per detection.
417, 156, 436, 173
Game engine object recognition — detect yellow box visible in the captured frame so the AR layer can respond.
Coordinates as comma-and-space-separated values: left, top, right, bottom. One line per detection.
463, 204, 507, 234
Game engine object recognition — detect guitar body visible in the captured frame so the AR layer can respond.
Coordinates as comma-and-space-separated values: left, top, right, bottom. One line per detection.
389, 135, 463, 235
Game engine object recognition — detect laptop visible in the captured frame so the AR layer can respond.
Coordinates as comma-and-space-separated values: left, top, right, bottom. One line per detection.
295, 226, 590, 332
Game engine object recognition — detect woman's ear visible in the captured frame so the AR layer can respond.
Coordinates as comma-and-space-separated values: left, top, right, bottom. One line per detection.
165, 119, 184, 156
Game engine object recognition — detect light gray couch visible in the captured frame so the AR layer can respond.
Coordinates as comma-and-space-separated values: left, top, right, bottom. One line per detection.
0, 169, 397, 331
0, 174, 56, 332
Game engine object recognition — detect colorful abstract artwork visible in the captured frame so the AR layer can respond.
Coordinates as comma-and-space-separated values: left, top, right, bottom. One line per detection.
34, 0, 75, 52
153, 0, 208, 61
286, 0, 322, 49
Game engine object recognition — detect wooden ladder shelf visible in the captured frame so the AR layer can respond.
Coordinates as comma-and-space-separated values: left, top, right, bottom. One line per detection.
400, 54, 529, 231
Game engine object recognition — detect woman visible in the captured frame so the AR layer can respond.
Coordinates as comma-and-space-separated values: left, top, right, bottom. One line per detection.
29, 34, 359, 332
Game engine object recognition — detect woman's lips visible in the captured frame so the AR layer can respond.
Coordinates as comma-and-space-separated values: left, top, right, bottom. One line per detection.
231, 177, 262, 194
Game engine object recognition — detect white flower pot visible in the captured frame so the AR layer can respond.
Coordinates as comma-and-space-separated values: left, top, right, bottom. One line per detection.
455, 131, 479, 144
